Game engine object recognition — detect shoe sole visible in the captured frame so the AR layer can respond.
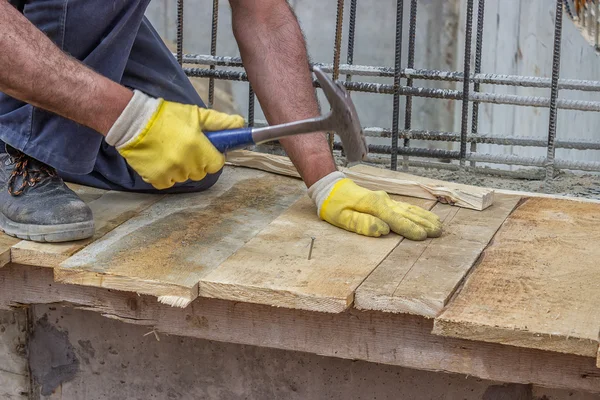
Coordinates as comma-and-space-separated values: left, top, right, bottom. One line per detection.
0, 213, 95, 243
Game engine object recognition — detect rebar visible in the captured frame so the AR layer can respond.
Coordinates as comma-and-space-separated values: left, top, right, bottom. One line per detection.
403, 0, 418, 171
176, 0, 184, 65
546, 0, 563, 181
460, 0, 475, 166
180, 54, 600, 92
342, 0, 357, 160
346, 0, 357, 82
391, 0, 404, 170
248, 120, 600, 150
402, 68, 600, 91
331, 0, 345, 149
175, 1, 600, 179
470, 0, 485, 167
208, 0, 219, 108
334, 142, 600, 173
248, 85, 255, 128
184, 67, 600, 112
594, 0, 600, 50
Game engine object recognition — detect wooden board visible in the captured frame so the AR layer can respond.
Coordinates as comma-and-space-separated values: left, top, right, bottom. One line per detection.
199, 193, 436, 313
226, 150, 494, 210
0, 235, 19, 269
2, 264, 600, 394
56, 167, 306, 308
11, 191, 163, 268
348, 164, 494, 211
355, 194, 520, 317
433, 197, 600, 358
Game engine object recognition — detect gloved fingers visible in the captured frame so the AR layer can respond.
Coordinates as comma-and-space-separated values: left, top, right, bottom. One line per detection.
405, 203, 442, 224
387, 202, 443, 238
379, 212, 429, 241
188, 170, 209, 182
353, 194, 440, 239
200, 147, 226, 175
336, 209, 390, 237
197, 108, 246, 131
155, 164, 189, 189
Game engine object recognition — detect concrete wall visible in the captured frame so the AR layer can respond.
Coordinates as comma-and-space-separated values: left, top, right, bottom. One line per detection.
1, 306, 596, 400
455, 0, 600, 169
0, 310, 28, 399
144, 0, 600, 169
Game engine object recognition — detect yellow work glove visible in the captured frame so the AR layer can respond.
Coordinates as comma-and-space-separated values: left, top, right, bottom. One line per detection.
105, 90, 244, 189
308, 171, 442, 240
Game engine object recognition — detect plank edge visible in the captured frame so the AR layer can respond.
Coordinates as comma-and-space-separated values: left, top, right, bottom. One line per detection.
199, 280, 350, 313
432, 317, 598, 358
354, 294, 440, 318
54, 268, 198, 307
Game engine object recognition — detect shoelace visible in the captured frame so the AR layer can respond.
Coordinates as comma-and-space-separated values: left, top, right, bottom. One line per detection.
7, 152, 57, 196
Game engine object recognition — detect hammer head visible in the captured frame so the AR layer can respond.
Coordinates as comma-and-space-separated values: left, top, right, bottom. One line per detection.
313, 67, 368, 163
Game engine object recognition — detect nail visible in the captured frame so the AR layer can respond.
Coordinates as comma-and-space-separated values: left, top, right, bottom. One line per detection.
308, 237, 316, 260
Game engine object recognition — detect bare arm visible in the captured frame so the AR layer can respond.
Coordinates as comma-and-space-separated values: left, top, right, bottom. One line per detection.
0, 1, 132, 135
229, 0, 337, 187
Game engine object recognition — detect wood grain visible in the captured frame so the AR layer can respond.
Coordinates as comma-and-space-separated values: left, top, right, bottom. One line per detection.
226, 150, 494, 210
11, 191, 163, 268
0, 235, 19, 269
199, 194, 436, 313
355, 194, 520, 317
56, 168, 306, 308
433, 197, 600, 357
1, 264, 599, 393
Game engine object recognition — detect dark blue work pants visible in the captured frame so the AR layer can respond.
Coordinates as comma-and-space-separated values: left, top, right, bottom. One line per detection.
0, 0, 221, 193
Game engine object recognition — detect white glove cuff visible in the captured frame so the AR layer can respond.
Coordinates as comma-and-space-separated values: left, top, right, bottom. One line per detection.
105, 89, 161, 149
307, 171, 346, 216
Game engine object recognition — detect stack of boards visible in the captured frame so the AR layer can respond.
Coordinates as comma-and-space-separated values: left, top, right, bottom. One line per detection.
1, 150, 600, 369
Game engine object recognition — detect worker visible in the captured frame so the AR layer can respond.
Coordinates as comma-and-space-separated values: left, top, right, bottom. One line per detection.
0, 0, 442, 243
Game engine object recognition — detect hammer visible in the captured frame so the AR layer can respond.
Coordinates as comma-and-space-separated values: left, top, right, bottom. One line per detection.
204, 67, 368, 163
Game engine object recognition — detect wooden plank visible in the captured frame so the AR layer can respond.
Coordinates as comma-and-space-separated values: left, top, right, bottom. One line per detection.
348, 164, 494, 211
355, 194, 521, 317
199, 194, 436, 313
0, 235, 19, 269
226, 150, 494, 210
65, 183, 106, 203
11, 191, 163, 268
56, 167, 306, 308
2, 264, 600, 393
433, 197, 600, 358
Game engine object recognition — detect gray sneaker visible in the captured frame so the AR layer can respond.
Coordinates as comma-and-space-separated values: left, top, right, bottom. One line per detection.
0, 146, 95, 242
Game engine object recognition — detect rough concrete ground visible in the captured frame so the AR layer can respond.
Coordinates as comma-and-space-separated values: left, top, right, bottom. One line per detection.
405, 166, 600, 199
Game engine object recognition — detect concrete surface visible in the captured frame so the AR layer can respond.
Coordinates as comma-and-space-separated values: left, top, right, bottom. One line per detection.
0, 309, 28, 399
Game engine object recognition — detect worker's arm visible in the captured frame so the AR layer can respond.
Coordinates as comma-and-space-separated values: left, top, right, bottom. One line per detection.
0, 1, 132, 134
228, 0, 442, 240
0, 1, 243, 189
229, 0, 336, 187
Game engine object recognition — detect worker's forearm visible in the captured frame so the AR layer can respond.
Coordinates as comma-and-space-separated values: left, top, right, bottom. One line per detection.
230, 0, 336, 187
0, 2, 131, 135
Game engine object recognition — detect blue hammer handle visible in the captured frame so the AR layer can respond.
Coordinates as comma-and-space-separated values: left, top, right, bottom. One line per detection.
204, 128, 255, 153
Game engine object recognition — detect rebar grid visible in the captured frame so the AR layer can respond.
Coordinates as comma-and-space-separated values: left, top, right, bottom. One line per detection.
175, 0, 600, 179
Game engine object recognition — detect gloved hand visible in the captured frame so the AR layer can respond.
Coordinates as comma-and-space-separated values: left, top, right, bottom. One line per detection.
105, 89, 245, 190
308, 171, 442, 240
